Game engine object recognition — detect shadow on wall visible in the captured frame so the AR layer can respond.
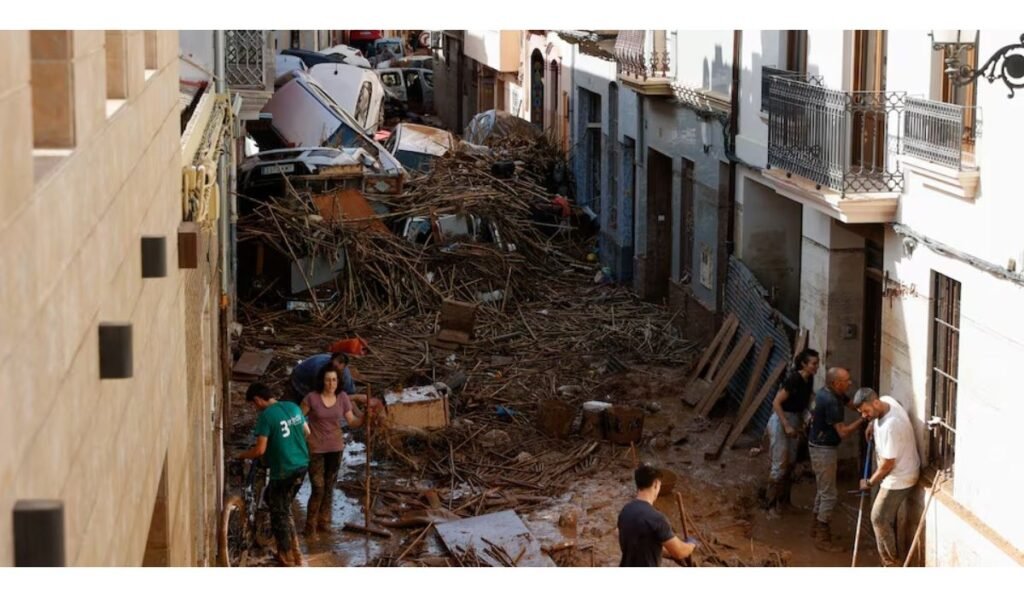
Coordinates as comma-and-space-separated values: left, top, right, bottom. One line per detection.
703, 44, 732, 96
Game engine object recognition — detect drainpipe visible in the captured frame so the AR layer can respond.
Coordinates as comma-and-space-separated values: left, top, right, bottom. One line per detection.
213, 29, 228, 523
717, 30, 742, 317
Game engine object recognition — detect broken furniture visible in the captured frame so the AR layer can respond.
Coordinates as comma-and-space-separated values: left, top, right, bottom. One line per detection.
431, 299, 477, 350
384, 384, 450, 431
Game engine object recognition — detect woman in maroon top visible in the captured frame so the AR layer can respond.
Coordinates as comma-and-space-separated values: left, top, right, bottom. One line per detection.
300, 364, 366, 537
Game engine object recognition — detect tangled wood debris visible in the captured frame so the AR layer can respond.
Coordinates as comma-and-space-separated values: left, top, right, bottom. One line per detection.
231, 133, 790, 568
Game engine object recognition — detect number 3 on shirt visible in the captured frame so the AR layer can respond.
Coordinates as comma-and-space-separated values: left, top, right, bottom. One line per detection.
280, 420, 291, 438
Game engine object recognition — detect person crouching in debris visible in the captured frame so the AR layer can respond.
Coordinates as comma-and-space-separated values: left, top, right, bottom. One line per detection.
764, 349, 820, 518
287, 352, 357, 403
852, 388, 920, 567
236, 383, 310, 566
300, 364, 369, 538
807, 367, 865, 552
617, 465, 697, 567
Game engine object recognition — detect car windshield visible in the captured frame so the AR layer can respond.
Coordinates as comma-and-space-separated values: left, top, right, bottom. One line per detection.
256, 151, 302, 161
307, 149, 341, 158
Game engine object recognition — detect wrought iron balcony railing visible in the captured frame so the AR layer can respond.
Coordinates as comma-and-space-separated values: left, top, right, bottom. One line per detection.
614, 30, 670, 81
903, 97, 979, 170
766, 77, 907, 196
225, 30, 270, 90
760, 67, 825, 113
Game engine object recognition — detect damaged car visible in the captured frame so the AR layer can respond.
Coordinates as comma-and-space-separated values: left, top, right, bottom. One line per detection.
249, 70, 406, 194
384, 123, 454, 172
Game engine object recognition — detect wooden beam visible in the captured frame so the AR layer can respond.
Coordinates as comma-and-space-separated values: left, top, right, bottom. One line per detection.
705, 316, 739, 381
703, 420, 734, 461
685, 313, 736, 385
793, 328, 809, 357
697, 334, 754, 417
725, 360, 787, 450
736, 338, 774, 419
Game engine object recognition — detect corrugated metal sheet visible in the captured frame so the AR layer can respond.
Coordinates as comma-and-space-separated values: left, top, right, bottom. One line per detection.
723, 256, 797, 436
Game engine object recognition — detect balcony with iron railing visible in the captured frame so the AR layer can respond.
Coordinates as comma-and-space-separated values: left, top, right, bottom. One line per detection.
225, 30, 275, 120
899, 96, 981, 197
760, 66, 825, 113
614, 30, 673, 95
762, 74, 907, 223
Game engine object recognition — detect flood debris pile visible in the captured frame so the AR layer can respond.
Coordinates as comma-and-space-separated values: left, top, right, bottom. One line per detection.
232, 115, 797, 568
238, 139, 579, 328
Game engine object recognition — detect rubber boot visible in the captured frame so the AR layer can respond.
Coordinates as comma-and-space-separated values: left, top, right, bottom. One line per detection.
317, 492, 333, 532
304, 500, 320, 538
814, 521, 845, 553
779, 472, 794, 511
764, 481, 782, 519
290, 533, 306, 567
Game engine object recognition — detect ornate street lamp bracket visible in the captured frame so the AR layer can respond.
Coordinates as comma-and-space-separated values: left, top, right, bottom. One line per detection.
933, 33, 1024, 99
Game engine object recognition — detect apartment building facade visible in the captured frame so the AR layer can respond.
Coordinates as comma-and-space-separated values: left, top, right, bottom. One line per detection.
0, 30, 229, 566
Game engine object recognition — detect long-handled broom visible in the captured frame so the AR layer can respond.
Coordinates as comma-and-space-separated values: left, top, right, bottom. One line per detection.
851, 439, 873, 567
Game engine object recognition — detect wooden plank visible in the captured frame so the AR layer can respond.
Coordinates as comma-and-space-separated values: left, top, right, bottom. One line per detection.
736, 338, 774, 419
793, 328, 809, 357
725, 359, 787, 450
686, 313, 736, 384
232, 350, 274, 380
703, 420, 734, 461
705, 316, 739, 381
697, 334, 754, 417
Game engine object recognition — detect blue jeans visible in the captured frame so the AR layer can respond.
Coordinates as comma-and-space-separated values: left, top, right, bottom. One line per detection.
809, 445, 839, 523
768, 412, 802, 482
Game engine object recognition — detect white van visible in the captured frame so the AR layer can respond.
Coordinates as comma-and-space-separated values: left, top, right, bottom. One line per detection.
307, 62, 385, 133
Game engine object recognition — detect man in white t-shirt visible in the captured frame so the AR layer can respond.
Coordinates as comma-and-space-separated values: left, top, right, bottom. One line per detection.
852, 388, 921, 567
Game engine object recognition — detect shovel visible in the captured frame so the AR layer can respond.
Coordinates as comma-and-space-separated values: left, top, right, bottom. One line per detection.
851, 439, 873, 567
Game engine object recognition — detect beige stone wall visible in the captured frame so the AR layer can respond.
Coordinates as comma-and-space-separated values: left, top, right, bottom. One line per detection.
0, 30, 224, 566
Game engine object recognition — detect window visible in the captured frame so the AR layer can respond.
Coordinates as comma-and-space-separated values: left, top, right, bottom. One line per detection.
354, 81, 372, 124
929, 272, 961, 475
939, 40, 978, 159
380, 72, 401, 88
785, 30, 808, 74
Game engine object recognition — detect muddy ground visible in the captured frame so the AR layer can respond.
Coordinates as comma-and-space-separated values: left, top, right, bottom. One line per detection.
226, 364, 879, 567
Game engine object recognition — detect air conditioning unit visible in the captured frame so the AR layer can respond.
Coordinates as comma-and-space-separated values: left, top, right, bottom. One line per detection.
429, 31, 442, 50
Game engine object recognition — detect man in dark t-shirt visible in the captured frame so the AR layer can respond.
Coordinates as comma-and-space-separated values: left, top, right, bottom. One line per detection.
618, 465, 696, 567
808, 367, 864, 551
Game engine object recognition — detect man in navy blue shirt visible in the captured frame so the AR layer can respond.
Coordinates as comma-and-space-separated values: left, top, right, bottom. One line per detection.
286, 352, 356, 403
808, 366, 865, 552
617, 465, 697, 566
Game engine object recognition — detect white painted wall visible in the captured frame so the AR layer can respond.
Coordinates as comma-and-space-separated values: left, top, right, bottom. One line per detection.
674, 30, 734, 97
806, 30, 845, 89
179, 31, 214, 83
880, 232, 1024, 565
735, 30, 784, 167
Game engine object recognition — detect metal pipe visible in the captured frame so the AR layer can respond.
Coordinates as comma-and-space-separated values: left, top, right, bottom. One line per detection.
213, 29, 230, 522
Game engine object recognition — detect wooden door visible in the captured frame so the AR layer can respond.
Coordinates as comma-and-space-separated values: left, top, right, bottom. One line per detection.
646, 149, 673, 301
852, 30, 887, 172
